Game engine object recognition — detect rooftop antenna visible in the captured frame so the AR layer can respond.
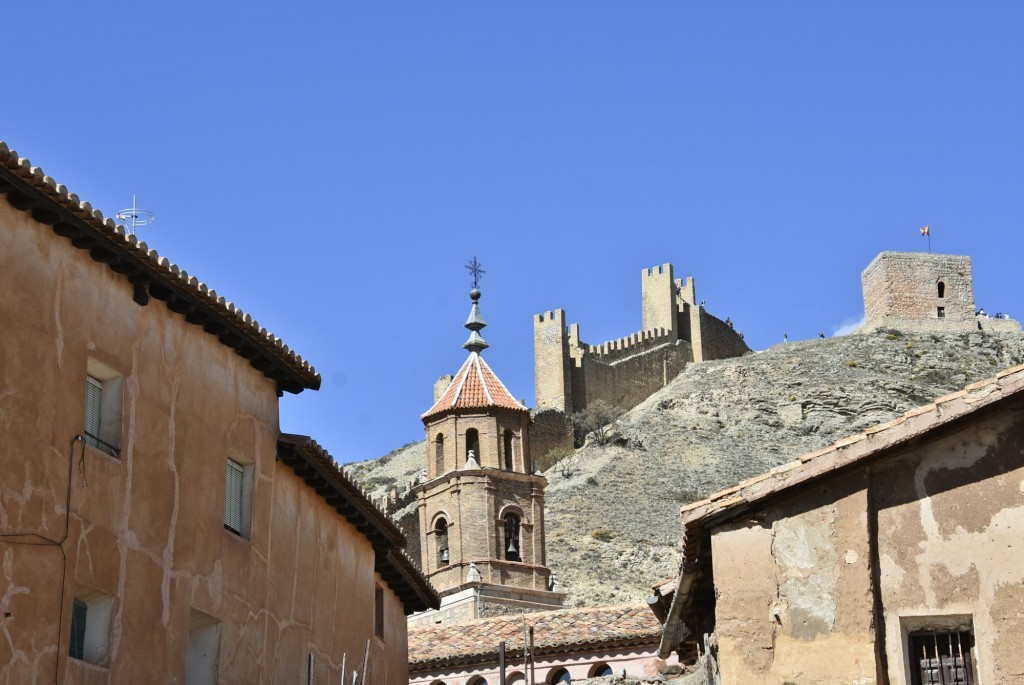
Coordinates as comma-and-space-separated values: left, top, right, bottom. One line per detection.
116, 194, 156, 235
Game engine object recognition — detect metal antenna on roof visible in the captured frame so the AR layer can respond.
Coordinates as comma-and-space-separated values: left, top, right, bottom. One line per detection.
115, 194, 156, 235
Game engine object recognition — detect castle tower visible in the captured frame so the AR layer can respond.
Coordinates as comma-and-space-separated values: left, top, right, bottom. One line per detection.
412, 278, 564, 626
641, 263, 679, 341
862, 252, 975, 331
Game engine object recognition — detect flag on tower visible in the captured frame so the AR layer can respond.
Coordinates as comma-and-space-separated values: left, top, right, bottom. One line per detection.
920, 225, 930, 236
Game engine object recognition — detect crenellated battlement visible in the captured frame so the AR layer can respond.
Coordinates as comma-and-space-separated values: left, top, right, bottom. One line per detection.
587, 326, 675, 363
531, 262, 750, 462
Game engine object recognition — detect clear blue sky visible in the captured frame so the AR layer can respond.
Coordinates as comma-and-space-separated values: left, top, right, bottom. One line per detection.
7, 3, 1022, 463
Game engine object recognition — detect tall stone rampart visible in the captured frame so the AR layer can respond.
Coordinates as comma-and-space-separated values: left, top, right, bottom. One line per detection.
532, 263, 749, 461
572, 339, 692, 414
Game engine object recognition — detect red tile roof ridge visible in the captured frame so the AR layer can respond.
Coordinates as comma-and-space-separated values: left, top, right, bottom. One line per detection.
421, 352, 529, 420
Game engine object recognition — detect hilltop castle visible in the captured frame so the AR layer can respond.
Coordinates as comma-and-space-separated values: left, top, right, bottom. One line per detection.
531, 264, 750, 460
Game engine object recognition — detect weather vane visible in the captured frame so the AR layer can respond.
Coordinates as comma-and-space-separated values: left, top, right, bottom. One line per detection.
466, 256, 485, 289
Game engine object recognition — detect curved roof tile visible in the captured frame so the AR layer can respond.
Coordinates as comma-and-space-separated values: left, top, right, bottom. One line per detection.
421, 352, 529, 421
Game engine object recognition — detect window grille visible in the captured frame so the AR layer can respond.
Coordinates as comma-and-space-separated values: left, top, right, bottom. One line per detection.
69, 598, 88, 660
911, 630, 974, 685
84, 376, 103, 449
224, 459, 244, 533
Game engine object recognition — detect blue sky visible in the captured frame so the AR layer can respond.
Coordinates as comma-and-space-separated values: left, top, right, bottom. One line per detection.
7, 3, 1022, 462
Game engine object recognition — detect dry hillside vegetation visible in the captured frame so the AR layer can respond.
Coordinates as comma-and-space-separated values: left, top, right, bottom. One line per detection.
351, 329, 1024, 607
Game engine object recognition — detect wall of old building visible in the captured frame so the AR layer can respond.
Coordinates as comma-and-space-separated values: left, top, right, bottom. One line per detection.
710, 472, 877, 685
709, 400, 1024, 685
872, 405, 1024, 685
0, 200, 408, 684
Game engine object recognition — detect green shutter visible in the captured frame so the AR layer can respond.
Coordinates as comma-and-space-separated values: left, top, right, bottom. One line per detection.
224, 460, 244, 533
84, 376, 103, 448
69, 599, 87, 660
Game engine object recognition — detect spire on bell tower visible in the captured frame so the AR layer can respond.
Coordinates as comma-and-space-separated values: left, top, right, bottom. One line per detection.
463, 257, 489, 354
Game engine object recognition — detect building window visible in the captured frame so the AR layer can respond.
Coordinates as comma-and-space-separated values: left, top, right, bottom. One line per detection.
465, 428, 479, 462
503, 430, 514, 470
909, 629, 974, 684
550, 668, 571, 685
68, 587, 113, 666
374, 585, 385, 639
83, 359, 123, 457
937, 281, 945, 298
435, 518, 449, 567
186, 609, 221, 685
937, 307, 946, 319
467, 677, 488, 685
504, 513, 521, 562
435, 434, 445, 476
588, 664, 614, 678
224, 458, 252, 537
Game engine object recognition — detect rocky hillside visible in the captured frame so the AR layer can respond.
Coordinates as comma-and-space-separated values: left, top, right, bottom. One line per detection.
349, 329, 1024, 607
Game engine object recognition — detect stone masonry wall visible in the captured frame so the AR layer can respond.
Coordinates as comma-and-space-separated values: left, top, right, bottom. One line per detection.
862, 252, 975, 330
692, 308, 749, 362
572, 341, 693, 414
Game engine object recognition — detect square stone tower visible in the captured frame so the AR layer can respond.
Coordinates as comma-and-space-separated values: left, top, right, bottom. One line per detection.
862, 252, 976, 331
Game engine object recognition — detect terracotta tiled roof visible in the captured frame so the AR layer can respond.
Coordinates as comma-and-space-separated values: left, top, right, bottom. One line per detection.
277, 434, 440, 614
0, 141, 320, 393
409, 604, 661, 670
421, 352, 529, 421
657, 362, 1024, 658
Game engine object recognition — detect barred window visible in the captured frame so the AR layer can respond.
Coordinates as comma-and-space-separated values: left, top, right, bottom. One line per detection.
910, 630, 974, 685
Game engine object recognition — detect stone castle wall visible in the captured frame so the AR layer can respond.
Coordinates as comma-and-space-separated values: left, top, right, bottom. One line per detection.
532, 264, 749, 461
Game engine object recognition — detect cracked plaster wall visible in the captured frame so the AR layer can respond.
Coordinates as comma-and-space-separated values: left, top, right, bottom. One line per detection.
709, 400, 1024, 685
873, 407, 1024, 685
0, 201, 408, 683
711, 474, 875, 685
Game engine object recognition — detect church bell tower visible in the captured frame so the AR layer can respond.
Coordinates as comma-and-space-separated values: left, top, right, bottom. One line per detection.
410, 261, 563, 625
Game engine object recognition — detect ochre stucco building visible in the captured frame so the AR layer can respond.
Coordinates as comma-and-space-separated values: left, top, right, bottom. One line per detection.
657, 364, 1024, 685
0, 142, 437, 683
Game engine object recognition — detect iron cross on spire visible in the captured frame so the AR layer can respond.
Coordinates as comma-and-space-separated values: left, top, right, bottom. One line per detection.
466, 256, 486, 289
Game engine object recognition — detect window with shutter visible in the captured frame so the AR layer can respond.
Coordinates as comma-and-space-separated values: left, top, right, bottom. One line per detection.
224, 459, 244, 534
68, 588, 113, 666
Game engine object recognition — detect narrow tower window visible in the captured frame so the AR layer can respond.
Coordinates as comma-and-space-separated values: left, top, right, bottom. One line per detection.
434, 434, 445, 476
465, 428, 479, 462
504, 513, 521, 562
503, 430, 514, 470
937, 281, 946, 298
435, 518, 449, 567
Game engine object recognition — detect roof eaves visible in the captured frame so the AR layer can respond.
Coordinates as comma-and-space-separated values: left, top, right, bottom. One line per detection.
0, 142, 320, 393
276, 434, 440, 614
